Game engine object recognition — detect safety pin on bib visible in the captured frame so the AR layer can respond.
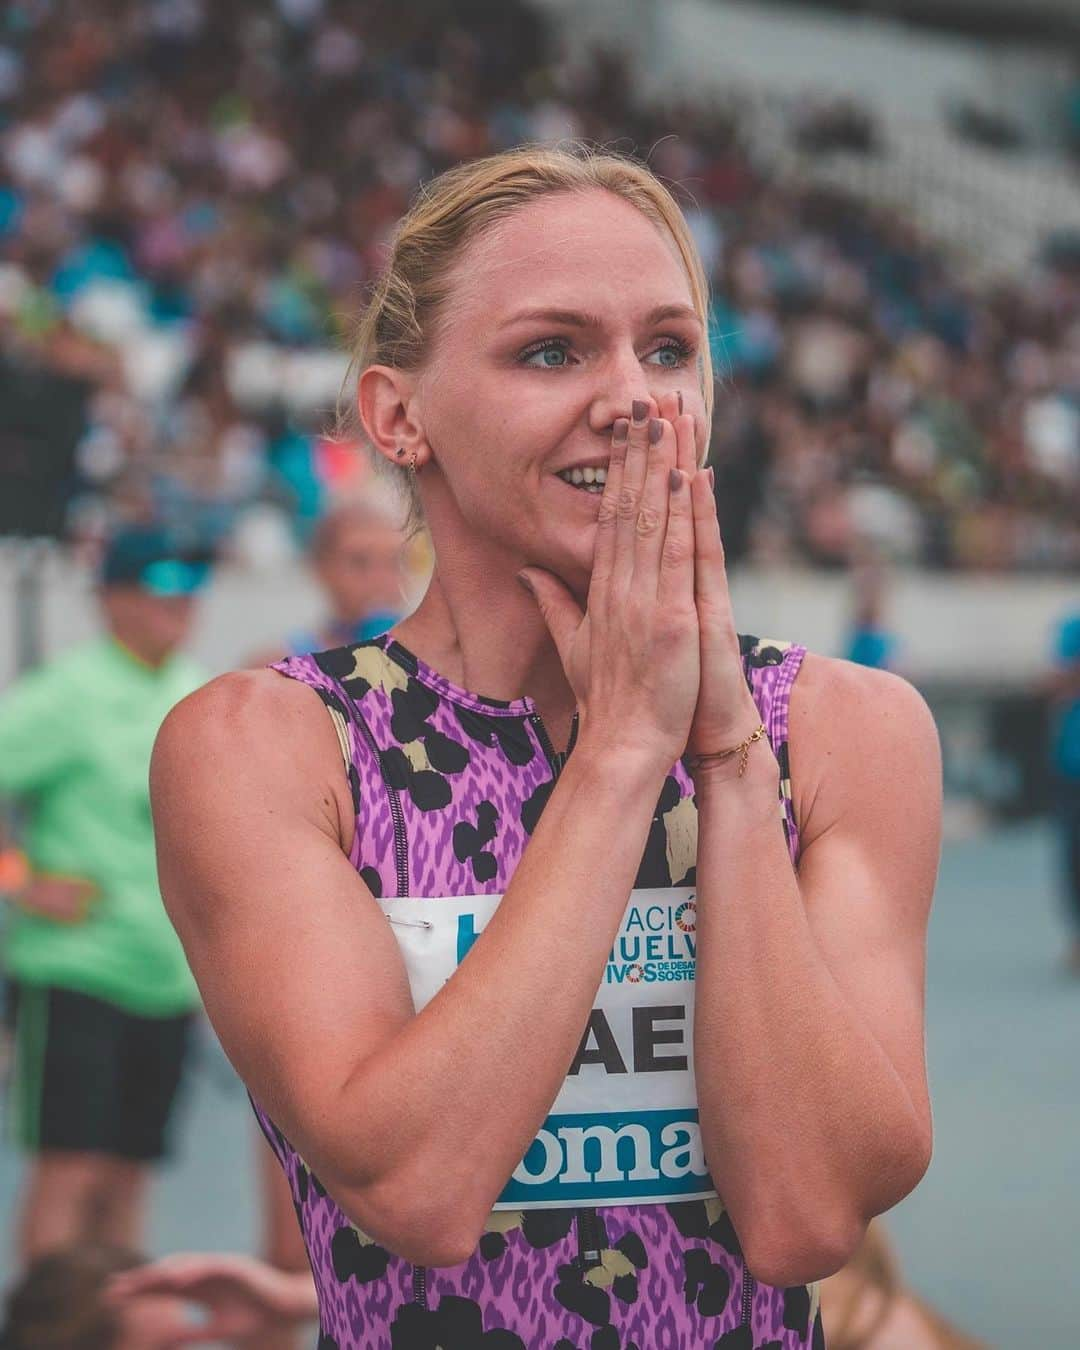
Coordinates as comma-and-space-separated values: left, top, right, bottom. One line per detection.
386, 915, 434, 930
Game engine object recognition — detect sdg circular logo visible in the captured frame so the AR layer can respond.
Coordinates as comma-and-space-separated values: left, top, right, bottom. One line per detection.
626, 963, 645, 983
674, 901, 697, 933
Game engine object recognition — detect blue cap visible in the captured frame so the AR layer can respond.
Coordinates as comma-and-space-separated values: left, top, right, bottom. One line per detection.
100, 527, 213, 597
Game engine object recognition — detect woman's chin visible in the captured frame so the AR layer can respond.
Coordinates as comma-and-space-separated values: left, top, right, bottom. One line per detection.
545, 535, 596, 600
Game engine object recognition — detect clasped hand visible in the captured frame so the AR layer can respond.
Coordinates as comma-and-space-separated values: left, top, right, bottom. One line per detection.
519, 390, 762, 770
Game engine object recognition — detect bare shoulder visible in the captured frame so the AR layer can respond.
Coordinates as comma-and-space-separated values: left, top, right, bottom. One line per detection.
154, 667, 327, 782
789, 651, 937, 733
152, 668, 354, 849
787, 653, 941, 844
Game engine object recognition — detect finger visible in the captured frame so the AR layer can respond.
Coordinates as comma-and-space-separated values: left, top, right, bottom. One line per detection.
108, 1255, 232, 1297
691, 467, 730, 622
518, 568, 585, 669
656, 390, 697, 477
30, 893, 87, 924
108, 1270, 196, 1300
678, 425, 697, 476
614, 397, 657, 576
658, 468, 695, 610
674, 408, 697, 478
44, 872, 96, 897
669, 388, 702, 477
630, 417, 677, 589
104, 1275, 140, 1303
657, 390, 681, 425
589, 416, 628, 604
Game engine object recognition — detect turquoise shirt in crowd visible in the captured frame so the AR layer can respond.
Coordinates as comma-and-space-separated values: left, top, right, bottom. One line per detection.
1051, 613, 1080, 781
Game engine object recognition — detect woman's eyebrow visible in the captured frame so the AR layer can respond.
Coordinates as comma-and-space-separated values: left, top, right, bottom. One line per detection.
496, 303, 702, 331
497, 307, 602, 331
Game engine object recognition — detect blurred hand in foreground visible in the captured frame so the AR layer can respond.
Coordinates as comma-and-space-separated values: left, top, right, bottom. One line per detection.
106, 1253, 318, 1346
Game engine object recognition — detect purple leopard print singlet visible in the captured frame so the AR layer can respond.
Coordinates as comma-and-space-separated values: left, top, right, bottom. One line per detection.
252, 632, 819, 1350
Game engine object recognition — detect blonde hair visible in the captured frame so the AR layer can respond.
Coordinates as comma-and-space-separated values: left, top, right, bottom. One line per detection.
340, 142, 715, 528
824, 1221, 988, 1350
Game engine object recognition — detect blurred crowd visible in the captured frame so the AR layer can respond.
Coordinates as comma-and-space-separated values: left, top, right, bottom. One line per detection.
1, 0, 1079, 571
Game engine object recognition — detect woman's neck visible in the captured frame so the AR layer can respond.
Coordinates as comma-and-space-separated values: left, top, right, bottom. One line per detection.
392, 560, 578, 750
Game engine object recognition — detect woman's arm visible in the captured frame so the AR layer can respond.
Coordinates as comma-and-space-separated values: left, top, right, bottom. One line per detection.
152, 405, 701, 1266
692, 655, 940, 1288
152, 673, 666, 1266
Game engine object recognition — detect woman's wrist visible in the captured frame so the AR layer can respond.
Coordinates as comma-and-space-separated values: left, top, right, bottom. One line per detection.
690, 740, 780, 794
571, 728, 679, 789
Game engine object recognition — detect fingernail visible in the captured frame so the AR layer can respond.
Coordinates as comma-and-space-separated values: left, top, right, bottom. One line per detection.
669, 469, 683, 491
632, 399, 648, 424
677, 391, 684, 415
613, 418, 629, 445
516, 572, 535, 597
706, 466, 715, 489
648, 418, 663, 445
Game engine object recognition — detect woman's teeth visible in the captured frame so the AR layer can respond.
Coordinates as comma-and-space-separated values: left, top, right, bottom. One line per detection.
557, 466, 608, 493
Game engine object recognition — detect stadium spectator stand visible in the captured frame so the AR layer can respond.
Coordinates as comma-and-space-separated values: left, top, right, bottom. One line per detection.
1, 0, 1077, 571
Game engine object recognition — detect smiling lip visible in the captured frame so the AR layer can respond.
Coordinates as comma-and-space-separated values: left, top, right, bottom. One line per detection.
552, 459, 610, 474
553, 475, 605, 501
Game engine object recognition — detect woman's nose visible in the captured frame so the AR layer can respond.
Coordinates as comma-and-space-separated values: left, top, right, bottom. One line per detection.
588, 349, 656, 432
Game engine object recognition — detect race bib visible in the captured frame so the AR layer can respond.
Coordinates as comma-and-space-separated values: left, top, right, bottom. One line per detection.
380, 887, 716, 1210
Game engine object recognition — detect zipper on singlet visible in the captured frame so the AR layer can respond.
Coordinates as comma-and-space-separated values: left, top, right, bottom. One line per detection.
531, 710, 579, 778
412, 1262, 428, 1309
740, 1265, 755, 1325
576, 1206, 603, 1271
389, 783, 409, 895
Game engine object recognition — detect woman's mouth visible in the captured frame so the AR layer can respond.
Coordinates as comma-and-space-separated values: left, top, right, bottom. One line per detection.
556, 465, 608, 494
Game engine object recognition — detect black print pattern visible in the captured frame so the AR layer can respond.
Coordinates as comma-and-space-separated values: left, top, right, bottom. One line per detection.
453, 703, 537, 767
453, 801, 500, 882
330, 1225, 391, 1285
260, 632, 815, 1349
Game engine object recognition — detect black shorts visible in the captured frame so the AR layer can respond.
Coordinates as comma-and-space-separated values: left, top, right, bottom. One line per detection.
4, 983, 194, 1162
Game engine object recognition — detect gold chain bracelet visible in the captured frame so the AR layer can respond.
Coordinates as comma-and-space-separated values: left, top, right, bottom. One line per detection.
687, 723, 768, 778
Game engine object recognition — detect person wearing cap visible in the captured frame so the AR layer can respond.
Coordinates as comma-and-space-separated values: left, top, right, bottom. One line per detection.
0, 526, 210, 1264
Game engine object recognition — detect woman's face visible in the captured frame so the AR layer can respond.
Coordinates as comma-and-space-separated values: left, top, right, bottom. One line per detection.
316, 519, 405, 622
414, 188, 709, 591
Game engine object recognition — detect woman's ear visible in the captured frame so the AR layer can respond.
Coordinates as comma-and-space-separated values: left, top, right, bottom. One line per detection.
357, 365, 429, 470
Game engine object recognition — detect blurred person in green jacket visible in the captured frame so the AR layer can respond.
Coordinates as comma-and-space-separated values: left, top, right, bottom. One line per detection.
0, 527, 210, 1264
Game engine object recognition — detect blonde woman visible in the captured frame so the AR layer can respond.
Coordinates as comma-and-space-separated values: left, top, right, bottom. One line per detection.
151, 145, 940, 1348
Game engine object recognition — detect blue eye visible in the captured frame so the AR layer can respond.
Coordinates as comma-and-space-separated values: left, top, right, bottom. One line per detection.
520, 340, 571, 368
518, 336, 694, 369
647, 340, 693, 368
